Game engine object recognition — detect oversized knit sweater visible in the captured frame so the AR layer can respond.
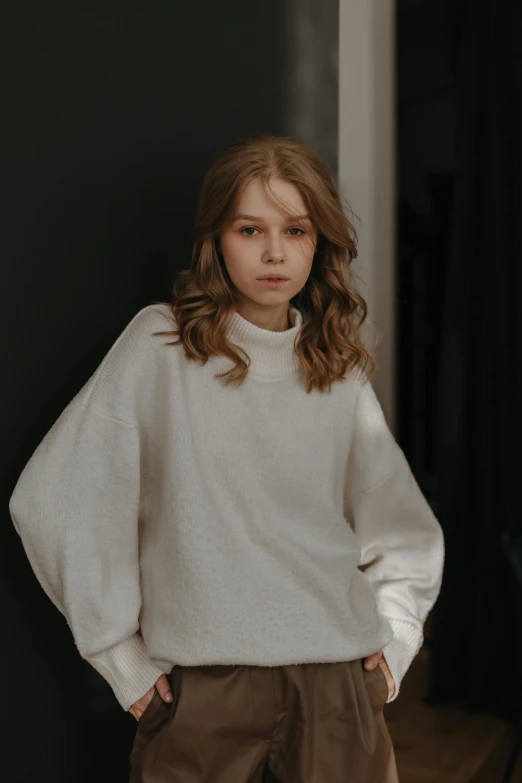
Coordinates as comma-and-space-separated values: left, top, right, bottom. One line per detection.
9, 303, 444, 712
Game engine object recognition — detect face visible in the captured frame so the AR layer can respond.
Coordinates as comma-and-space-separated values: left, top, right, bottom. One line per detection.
218, 177, 318, 328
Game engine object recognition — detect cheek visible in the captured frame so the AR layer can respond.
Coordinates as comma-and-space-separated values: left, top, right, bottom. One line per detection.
221, 234, 245, 260
220, 240, 255, 284
219, 238, 237, 267
223, 240, 259, 274
292, 234, 316, 259
291, 243, 315, 272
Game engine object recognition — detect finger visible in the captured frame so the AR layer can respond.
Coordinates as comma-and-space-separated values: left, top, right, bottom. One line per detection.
155, 673, 173, 703
128, 686, 154, 720
364, 651, 384, 670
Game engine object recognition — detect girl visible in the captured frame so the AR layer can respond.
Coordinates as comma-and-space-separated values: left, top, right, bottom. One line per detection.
9, 134, 444, 782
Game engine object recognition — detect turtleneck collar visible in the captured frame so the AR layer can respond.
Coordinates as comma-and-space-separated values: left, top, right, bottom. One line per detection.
226, 306, 303, 378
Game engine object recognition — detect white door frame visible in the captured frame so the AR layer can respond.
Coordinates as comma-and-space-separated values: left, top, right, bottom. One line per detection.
338, 0, 397, 431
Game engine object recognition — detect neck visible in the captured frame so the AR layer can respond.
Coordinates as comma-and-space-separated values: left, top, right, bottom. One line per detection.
226, 306, 303, 378
233, 303, 291, 333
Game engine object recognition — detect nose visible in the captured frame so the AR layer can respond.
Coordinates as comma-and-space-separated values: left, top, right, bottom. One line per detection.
261, 234, 285, 263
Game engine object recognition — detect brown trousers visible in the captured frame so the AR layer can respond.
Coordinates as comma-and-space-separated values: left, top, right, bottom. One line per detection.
129, 659, 399, 783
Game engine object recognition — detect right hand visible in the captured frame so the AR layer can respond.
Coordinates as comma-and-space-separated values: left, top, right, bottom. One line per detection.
128, 673, 173, 721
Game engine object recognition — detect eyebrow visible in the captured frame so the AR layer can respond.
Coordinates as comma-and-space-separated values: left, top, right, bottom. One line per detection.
232, 213, 312, 223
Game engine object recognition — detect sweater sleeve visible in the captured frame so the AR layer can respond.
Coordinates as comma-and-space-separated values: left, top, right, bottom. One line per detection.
344, 378, 445, 702
8, 403, 165, 712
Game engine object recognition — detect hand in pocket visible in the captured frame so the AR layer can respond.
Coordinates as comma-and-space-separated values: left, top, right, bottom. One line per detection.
128, 673, 173, 721
364, 650, 396, 700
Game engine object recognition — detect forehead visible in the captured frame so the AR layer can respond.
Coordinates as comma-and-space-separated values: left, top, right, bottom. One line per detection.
233, 177, 308, 218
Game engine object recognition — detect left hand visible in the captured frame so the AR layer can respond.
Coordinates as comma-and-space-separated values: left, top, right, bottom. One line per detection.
364, 651, 396, 701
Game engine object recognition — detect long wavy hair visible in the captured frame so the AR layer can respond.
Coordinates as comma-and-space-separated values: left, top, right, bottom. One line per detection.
152, 133, 377, 393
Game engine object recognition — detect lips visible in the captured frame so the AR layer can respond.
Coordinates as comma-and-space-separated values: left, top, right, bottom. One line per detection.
259, 276, 289, 280
258, 277, 288, 287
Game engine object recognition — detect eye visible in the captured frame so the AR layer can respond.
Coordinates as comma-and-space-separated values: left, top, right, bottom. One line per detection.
239, 226, 305, 237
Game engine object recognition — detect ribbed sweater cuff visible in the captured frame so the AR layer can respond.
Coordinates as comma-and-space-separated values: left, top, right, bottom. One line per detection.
382, 618, 424, 704
86, 633, 165, 712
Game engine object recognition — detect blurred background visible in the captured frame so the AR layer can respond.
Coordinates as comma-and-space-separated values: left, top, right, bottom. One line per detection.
2, 0, 521, 781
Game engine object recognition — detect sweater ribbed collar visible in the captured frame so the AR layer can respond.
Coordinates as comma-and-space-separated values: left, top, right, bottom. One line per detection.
226, 306, 303, 378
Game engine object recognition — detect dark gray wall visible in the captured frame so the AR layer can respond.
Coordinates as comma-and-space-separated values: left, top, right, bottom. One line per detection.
1, 3, 338, 781
282, 0, 339, 174
396, 0, 456, 501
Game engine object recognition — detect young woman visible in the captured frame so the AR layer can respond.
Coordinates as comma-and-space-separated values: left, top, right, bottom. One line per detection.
9, 134, 444, 782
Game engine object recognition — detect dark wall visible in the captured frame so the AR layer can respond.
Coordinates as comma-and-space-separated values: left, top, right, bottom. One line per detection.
395, 0, 456, 510
0, 3, 335, 780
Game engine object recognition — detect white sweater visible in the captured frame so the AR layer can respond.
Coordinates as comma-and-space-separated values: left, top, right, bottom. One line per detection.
9, 303, 444, 712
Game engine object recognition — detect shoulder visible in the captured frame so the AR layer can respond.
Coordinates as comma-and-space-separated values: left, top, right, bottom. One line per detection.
101, 303, 179, 363
338, 369, 390, 436
69, 304, 178, 416
344, 368, 379, 404
340, 367, 372, 404
123, 302, 177, 339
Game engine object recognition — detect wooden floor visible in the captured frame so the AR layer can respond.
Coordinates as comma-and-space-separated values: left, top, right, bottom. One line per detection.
386, 648, 522, 783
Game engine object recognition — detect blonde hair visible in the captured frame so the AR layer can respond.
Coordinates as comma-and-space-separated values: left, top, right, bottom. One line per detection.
152, 133, 377, 393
